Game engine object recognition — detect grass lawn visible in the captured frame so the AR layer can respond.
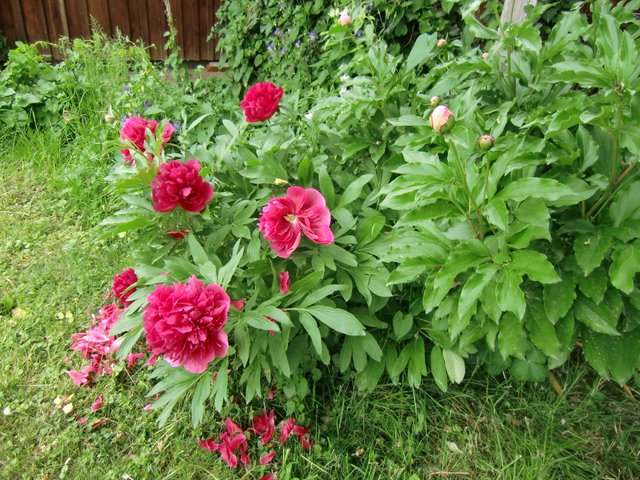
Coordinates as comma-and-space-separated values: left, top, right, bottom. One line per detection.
1, 131, 638, 479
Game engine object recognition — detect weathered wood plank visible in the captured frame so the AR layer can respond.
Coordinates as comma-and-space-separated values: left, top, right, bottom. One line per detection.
0, 1, 19, 48
147, 0, 168, 60
128, 0, 150, 46
87, 0, 111, 35
9, 0, 27, 44
108, 0, 130, 38
168, 0, 184, 55
65, 0, 90, 38
198, 0, 215, 61
43, 0, 69, 60
182, 0, 199, 59
21, 0, 53, 57
501, 0, 537, 24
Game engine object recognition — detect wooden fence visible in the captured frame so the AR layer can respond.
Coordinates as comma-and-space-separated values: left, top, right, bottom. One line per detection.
0, 0, 222, 61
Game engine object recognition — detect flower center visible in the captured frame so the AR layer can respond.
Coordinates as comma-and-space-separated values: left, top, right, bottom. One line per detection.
180, 187, 192, 198
284, 214, 297, 224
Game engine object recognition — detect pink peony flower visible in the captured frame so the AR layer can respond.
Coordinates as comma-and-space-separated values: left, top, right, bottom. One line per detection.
120, 116, 174, 165
240, 82, 284, 123
168, 229, 190, 240
112, 268, 138, 307
151, 159, 214, 213
258, 186, 334, 258
143, 276, 230, 373
279, 271, 290, 295
90, 395, 103, 412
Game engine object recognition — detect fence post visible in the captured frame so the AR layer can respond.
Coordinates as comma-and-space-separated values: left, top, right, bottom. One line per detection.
501, 0, 538, 24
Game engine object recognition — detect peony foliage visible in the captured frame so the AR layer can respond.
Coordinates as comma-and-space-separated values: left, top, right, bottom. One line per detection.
102, 1, 640, 426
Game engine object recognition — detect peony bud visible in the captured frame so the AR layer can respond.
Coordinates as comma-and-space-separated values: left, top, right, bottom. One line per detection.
477, 134, 495, 151
429, 105, 455, 134
338, 12, 352, 26
482, 51, 489, 59
437, 38, 447, 48
104, 113, 115, 123
430, 96, 440, 107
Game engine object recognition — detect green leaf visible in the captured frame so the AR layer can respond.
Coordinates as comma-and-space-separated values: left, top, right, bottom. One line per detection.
245, 312, 280, 332
392, 312, 413, 339
527, 306, 561, 358
548, 60, 611, 89
110, 310, 142, 336
574, 233, 611, 276
498, 313, 527, 359
574, 297, 620, 336
609, 242, 640, 295
456, 265, 500, 336
582, 329, 640, 384
484, 198, 509, 231
388, 115, 426, 126
306, 306, 366, 336
213, 360, 228, 411
358, 332, 383, 361
116, 327, 144, 361
497, 178, 581, 205
336, 174, 374, 209
268, 334, 290, 377
255, 306, 292, 326
496, 269, 526, 320
318, 166, 335, 208
406, 33, 437, 70
430, 346, 448, 392
510, 250, 560, 284
543, 277, 576, 324
218, 242, 244, 288
407, 337, 427, 388
191, 372, 212, 428
187, 233, 208, 265
575, 267, 608, 304
299, 311, 322, 356
442, 349, 465, 384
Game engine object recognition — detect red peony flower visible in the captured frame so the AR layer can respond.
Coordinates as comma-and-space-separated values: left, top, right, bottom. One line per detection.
120, 116, 174, 165
258, 186, 334, 258
168, 229, 190, 240
240, 82, 284, 123
279, 271, 290, 294
143, 276, 230, 373
112, 268, 138, 306
151, 159, 214, 213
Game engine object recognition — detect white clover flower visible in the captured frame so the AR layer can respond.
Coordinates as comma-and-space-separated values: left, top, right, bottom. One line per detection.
3, 406, 11, 416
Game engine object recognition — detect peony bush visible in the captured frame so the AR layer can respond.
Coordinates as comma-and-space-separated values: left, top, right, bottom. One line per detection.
63, 1, 640, 442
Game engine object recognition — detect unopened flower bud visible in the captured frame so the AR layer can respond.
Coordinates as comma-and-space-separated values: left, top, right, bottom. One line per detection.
437, 38, 447, 48
104, 113, 115, 123
429, 105, 455, 134
477, 134, 495, 151
430, 96, 440, 107
482, 51, 489, 59
338, 12, 352, 26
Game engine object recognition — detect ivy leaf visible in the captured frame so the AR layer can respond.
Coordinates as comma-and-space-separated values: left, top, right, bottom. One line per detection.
609, 242, 640, 295
510, 250, 560, 284
574, 232, 611, 276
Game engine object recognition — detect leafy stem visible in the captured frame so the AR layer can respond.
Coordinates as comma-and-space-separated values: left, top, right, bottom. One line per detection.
448, 140, 485, 239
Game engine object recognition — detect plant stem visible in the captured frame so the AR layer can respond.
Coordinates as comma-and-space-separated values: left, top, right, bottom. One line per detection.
448, 140, 485, 239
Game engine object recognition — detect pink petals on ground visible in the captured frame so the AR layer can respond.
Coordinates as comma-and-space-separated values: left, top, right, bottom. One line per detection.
90, 395, 103, 412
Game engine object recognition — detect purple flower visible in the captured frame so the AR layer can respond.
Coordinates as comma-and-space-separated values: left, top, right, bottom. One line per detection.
143, 101, 152, 110
170, 121, 181, 132
294, 40, 302, 48
355, 29, 363, 38
280, 46, 287, 54
308, 31, 317, 41
273, 27, 280, 36
268, 42, 275, 51
121, 85, 132, 95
